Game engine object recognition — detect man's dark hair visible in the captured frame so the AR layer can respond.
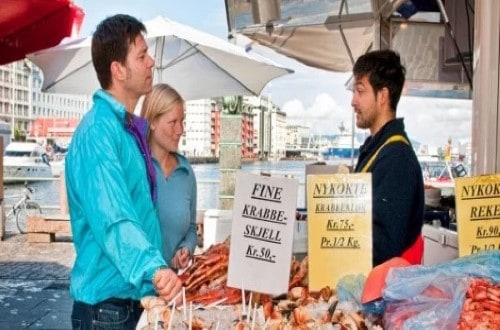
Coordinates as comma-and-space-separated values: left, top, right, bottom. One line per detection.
91, 14, 147, 89
352, 50, 406, 112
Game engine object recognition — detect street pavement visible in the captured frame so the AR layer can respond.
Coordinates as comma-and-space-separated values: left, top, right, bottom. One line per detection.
0, 232, 75, 330
0, 209, 205, 330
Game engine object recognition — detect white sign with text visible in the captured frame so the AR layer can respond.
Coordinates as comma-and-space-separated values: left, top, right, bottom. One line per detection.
227, 171, 298, 295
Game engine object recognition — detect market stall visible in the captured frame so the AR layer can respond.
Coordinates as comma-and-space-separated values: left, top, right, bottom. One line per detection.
137, 237, 499, 329
136, 171, 499, 329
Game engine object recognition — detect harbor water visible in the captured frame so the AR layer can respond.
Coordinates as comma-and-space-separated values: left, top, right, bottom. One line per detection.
3, 160, 338, 231
193, 160, 318, 211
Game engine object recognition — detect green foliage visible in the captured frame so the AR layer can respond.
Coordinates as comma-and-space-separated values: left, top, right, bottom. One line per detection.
14, 129, 26, 141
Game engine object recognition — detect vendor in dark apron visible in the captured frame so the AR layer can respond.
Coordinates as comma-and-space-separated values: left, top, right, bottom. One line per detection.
350, 50, 425, 266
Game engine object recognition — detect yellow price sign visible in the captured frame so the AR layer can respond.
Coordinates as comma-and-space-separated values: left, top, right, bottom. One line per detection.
455, 175, 500, 257
306, 173, 372, 291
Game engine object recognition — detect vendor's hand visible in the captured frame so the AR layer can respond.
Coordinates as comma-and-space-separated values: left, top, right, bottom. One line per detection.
153, 268, 183, 305
171, 247, 191, 270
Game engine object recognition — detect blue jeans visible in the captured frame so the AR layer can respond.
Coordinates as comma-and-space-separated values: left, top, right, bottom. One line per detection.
71, 298, 143, 330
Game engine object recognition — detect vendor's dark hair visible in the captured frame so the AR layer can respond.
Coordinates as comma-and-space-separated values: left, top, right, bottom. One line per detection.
91, 14, 147, 89
353, 50, 406, 112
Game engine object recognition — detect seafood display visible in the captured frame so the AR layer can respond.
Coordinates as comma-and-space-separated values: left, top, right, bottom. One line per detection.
139, 239, 499, 329
140, 237, 383, 329
139, 286, 384, 329
179, 238, 243, 305
139, 295, 245, 329
457, 278, 500, 329
178, 238, 309, 306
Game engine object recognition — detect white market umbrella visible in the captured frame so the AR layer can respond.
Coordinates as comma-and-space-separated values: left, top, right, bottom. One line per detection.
28, 16, 293, 100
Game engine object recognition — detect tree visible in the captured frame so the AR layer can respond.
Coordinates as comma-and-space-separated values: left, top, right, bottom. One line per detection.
14, 129, 26, 141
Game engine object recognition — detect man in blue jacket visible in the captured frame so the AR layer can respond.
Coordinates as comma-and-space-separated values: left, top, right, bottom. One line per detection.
351, 50, 424, 266
65, 14, 182, 329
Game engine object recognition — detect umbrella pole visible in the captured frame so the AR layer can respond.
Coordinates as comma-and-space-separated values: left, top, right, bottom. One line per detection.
154, 37, 165, 83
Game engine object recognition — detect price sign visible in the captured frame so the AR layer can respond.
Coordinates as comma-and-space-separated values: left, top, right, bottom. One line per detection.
306, 173, 372, 291
455, 175, 500, 257
227, 171, 298, 295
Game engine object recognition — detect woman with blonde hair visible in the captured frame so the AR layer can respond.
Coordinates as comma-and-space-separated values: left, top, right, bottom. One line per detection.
141, 83, 197, 270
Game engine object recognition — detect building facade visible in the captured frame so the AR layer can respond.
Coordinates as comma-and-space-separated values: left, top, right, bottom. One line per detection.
245, 95, 285, 160
0, 61, 37, 139
182, 99, 216, 157
0, 60, 90, 142
210, 101, 221, 158
270, 109, 287, 160
241, 105, 254, 159
286, 124, 311, 149
1, 61, 286, 161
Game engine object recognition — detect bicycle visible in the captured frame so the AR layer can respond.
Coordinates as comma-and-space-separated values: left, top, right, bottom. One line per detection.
5, 183, 42, 234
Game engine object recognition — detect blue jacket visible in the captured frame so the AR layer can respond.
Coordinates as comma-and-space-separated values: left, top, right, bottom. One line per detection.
65, 90, 166, 304
354, 118, 424, 266
154, 153, 198, 266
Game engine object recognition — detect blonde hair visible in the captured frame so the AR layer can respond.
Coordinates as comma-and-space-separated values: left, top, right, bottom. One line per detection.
140, 83, 185, 128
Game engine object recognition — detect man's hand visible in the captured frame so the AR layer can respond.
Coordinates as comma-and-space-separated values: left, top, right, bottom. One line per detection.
153, 268, 182, 305
171, 247, 191, 270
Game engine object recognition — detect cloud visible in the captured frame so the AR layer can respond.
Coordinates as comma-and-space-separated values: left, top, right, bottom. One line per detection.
399, 97, 472, 146
243, 28, 474, 149
281, 91, 472, 148
283, 93, 354, 135
281, 99, 304, 118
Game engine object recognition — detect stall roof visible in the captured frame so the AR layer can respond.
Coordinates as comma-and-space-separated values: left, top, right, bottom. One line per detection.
226, 0, 473, 99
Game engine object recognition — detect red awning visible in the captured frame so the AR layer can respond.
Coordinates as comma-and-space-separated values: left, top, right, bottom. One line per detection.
0, 0, 84, 65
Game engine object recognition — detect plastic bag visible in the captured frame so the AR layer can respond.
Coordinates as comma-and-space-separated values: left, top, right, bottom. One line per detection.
336, 273, 366, 310
382, 251, 500, 330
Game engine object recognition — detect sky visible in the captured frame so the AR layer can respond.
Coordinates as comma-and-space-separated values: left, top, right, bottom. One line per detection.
74, 0, 472, 149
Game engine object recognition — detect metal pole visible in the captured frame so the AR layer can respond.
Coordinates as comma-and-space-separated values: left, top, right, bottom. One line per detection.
351, 109, 355, 169
11, 64, 15, 140
435, 0, 473, 89
0, 138, 4, 240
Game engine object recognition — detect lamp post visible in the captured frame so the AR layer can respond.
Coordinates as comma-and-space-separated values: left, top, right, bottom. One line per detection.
10, 63, 16, 140
23, 60, 33, 138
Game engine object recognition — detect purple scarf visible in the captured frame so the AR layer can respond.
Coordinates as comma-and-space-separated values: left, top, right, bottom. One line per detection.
125, 112, 157, 202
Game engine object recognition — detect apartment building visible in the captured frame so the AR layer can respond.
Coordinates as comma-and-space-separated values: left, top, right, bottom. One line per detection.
245, 94, 286, 160
241, 105, 254, 159
182, 99, 216, 157
0, 61, 90, 141
270, 109, 287, 160
286, 124, 311, 148
0, 61, 39, 138
1, 60, 286, 160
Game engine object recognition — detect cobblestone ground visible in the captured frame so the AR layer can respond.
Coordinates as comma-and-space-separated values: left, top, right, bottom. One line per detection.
0, 232, 75, 330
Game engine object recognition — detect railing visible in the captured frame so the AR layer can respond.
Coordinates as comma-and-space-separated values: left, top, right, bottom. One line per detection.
3, 176, 60, 183
2, 179, 308, 212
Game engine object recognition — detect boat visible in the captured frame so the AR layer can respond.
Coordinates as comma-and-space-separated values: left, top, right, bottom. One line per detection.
419, 155, 468, 192
50, 153, 66, 178
3, 142, 53, 183
320, 122, 362, 159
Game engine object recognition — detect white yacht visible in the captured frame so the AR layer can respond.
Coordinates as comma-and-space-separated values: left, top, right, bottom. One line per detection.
50, 153, 66, 178
3, 142, 53, 183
